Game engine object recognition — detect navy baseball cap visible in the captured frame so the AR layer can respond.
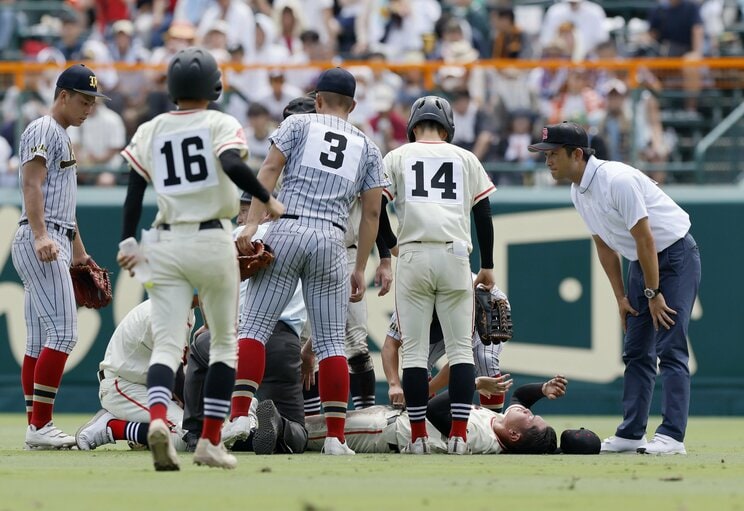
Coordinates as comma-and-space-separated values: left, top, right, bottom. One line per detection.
528, 122, 589, 152
559, 428, 601, 454
315, 67, 356, 98
56, 64, 110, 99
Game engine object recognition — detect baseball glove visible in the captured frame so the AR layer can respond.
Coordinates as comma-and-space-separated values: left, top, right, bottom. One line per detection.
474, 287, 513, 345
236, 240, 274, 280
70, 258, 112, 309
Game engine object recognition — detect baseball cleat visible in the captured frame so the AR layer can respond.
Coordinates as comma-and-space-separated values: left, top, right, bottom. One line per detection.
253, 400, 283, 455
321, 436, 355, 455
75, 409, 115, 450
637, 433, 686, 455
193, 438, 238, 469
25, 421, 76, 450
147, 419, 180, 471
600, 435, 647, 454
402, 437, 431, 454
447, 436, 471, 455
222, 414, 257, 450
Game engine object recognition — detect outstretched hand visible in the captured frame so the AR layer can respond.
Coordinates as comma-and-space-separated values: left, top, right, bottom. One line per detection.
475, 373, 513, 398
542, 375, 568, 400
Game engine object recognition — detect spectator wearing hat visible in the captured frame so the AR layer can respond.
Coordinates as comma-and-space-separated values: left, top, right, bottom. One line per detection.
547, 68, 605, 128
368, 85, 407, 154
201, 20, 231, 63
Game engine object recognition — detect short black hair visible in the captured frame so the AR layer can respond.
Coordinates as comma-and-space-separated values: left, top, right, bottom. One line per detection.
563, 145, 594, 162
411, 119, 447, 139
507, 425, 558, 454
317, 90, 353, 111
495, 7, 515, 23
300, 30, 320, 44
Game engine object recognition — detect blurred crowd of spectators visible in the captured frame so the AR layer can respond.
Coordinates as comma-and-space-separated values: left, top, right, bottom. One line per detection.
1, 0, 742, 188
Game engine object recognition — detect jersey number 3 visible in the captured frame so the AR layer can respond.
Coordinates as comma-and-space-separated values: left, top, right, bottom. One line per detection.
301, 122, 364, 181
152, 129, 218, 194
405, 157, 463, 204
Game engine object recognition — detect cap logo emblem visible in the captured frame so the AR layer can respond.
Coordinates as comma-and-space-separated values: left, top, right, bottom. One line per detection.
542, 127, 548, 141
89, 76, 98, 89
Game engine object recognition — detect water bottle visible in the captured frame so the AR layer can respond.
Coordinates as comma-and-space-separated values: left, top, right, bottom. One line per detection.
118, 237, 153, 289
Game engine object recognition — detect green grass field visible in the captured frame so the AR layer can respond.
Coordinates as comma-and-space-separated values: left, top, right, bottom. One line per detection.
0, 415, 743, 511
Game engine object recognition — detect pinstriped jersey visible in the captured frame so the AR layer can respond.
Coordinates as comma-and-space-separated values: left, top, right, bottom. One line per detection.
121, 109, 248, 226
18, 115, 78, 229
271, 113, 387, 227
382, 141, 496, 251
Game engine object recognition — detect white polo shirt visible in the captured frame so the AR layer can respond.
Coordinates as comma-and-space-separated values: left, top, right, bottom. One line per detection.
570, 156, 690, 261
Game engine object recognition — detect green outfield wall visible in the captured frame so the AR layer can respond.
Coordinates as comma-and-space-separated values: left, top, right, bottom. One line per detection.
0, 186, 742, 415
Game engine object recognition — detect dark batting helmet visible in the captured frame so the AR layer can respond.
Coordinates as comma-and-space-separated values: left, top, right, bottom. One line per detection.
406, 95, 455, 143
167, 47, 222, 102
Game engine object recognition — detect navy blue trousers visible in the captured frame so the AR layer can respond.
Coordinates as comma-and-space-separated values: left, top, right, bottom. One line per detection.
617, 233, 701, 442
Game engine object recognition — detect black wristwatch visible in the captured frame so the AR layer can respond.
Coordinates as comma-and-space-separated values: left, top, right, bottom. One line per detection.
644, 287, 661, 299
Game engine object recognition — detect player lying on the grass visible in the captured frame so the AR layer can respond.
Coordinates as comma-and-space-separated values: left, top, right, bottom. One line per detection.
75, 297, 197, 451
382, 282, 509, 413
301, 375, 566, 454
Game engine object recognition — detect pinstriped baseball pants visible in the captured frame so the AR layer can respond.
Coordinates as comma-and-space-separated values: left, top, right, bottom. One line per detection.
239, 218, 348, 361
11, 225, 77, 356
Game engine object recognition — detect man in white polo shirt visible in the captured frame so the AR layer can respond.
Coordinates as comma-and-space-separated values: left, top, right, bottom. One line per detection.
529, 122, 701, 455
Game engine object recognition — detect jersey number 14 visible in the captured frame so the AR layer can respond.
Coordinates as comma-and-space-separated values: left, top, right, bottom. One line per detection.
405, 157, 463, 204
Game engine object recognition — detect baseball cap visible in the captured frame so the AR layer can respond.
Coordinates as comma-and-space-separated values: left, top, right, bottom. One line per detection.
112, 19, 134, 36
56, 64, 111, 99
528, 122, 589, 152
240, 191, 253, 203
559, 428, 601, 454
315, 67, 356, 98
283, 96, 316, 119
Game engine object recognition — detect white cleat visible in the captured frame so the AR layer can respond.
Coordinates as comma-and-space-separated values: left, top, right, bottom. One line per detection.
147, 419, 180, 471
221, 414, 257, 450
600, 435, 647, 454
321, 437, 355, 455
76, 409, 115, 451
637, 433, 687, 455
193, 438, 238, 469
447, 436, 471, 455
401, 437, 431, 454
25, 421, 76, 450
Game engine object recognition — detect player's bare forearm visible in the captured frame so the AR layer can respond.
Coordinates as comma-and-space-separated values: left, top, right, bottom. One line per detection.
630, 219, 659, 290
592, 235, 626, 299
244, 147, 286, 226
355, 188, 382, 271
21, 158, 49, 238
71, 223, 89, 264
429, 363, 449, 395
381, 336, 402, 386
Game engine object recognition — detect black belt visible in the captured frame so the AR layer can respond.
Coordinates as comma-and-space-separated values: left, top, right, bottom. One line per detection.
281, 214, 345, 233
19, 219, 76, 241
97, 370, 105, 383
158, 219, 223, 231
347, 244, 357, 250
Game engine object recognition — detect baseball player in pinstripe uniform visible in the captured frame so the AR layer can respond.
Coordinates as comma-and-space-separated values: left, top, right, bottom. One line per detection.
117, 48, 283, 471
11, 64, 109, 450
382, 282, 508, 411
232, 67, 387, 455
382, 95, 496, 455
